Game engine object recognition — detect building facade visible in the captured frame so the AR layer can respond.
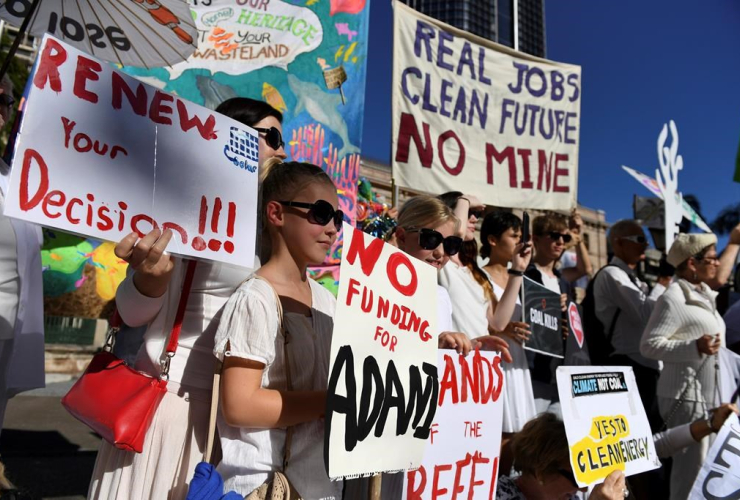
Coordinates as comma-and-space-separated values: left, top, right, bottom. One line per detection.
401, 0, 546, 58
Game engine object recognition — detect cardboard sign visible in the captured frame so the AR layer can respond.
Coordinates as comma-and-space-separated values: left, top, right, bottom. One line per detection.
3, 35, 259, 268
325, 224, 439, 479
392, 2, 581, 210
557, 366, 661, 487
404, 349, 505, 499
522, 277, 563, 358
689, 413, 740, 499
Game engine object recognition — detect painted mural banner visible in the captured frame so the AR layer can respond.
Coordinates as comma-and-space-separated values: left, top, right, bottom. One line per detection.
392, 2, 581, 210
689, 413, 740, 499
325, 223, 438, 479
404, 349, 505, 499
124, 0, 371, 287
3, 35, 259, 268
557, 366, 661, 488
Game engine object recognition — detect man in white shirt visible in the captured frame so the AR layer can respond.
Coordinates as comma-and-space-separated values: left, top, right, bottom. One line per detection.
593, 220, 661, 430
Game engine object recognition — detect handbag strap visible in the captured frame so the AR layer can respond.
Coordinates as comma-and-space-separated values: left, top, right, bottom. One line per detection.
160, 260, 198, 379
202, 274, 294, 469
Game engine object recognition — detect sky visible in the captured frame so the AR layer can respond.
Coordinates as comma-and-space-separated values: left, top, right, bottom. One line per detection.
360, 0, 740, 234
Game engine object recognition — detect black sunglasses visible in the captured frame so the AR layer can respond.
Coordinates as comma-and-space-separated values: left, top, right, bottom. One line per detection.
279, 200, 343, 231
468, 208, 484, 220
548, 231, 572, 244
0, 94, 14, 107
254, 126, 284, 150
407, 228, 463, 256
557, 468, 579, 489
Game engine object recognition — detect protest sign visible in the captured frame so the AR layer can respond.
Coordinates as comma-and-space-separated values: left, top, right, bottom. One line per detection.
689, 413, 740, 499
557, 366, 661, 487
564, 302, 591, 366
392, 2, 581, 210
404, 349, 505, 500
325, 223, 439, 479
522, 277, 563, 358
3, 35, 259, 268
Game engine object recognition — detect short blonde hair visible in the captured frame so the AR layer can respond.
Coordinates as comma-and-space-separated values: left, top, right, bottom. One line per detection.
512, 413, 570, 478
397, 195, 460, 233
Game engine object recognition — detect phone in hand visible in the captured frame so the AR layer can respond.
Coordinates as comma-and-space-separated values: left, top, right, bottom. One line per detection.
521, 211, 531, 244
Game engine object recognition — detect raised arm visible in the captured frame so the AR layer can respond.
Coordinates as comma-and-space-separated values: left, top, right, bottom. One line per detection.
490, 242, 531, 331
707, 223, 740, 289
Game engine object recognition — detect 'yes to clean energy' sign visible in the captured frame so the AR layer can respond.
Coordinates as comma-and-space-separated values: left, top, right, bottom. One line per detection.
4, 35, 259, 268
325, 224, 438, 479
557, 366, 660, 487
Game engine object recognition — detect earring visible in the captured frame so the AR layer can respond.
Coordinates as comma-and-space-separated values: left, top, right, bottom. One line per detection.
693, 272, 698, 281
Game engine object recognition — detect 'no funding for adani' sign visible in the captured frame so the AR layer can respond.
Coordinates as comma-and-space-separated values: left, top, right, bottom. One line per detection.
392, 2, 581, 210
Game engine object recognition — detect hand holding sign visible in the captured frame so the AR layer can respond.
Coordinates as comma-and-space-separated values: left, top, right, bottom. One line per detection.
502, 321, 531, 345
115, 229, 174, 298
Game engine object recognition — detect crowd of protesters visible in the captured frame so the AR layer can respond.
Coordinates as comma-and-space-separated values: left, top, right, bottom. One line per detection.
1, 96, 740, 500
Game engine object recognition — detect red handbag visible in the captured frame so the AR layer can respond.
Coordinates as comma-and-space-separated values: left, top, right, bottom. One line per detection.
61, 260, 197, 453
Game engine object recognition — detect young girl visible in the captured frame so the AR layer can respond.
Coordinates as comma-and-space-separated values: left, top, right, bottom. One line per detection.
480, 211, 536, 475
213, 160, 342, 498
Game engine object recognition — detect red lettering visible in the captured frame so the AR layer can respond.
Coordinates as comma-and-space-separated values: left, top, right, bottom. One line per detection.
459, 353, 479, 404
62, 117, 75, 148
162, 222, 188, 244
346, 278, 361, 306
345, 227, 384, 276
491, 356, 503, 402
537, 150, 553, 192
488, 457, 499, 500
407, 467, 426, 500
485, 143, 515, 186
451, 453, 472, 499
85, 193, 95, 226
386, 252, 418, 297
66, 198, 82, 224
149, 91, 174, 125
518, 148, 534, 189
97, 205, 113, 231
42, 190, 66, 219
469, 451, 489, 500
553, 153, 570, 193
438, 130, 465, 176
111, 72, 147, 116
73, 56, 102, 103
19, 149, 49, 211
33, 38, 67, 92
177, 99, 218, 140
131, 214, 158, 237
439, 355, 458, 405
395, 112, 433, 168
432, 464, 452, 499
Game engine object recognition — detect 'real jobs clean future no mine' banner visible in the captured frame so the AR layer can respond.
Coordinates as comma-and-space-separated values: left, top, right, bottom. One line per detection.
392, 2, 581, 210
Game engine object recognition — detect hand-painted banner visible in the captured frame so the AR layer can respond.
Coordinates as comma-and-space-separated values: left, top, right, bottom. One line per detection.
404, 349, 505, 499
689, 413, 740, 499
4, 35, 259, 268
557, 366, 661, 488
522, 277, 563, 358
325, 223, 438, 479
392, 2, 581, 210
124, 0, 371, 279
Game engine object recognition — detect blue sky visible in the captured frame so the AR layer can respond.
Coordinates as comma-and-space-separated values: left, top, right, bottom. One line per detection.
361, 0, 740, 231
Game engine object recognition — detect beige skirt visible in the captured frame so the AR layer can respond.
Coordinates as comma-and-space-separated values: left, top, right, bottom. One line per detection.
87, 384, 211, 500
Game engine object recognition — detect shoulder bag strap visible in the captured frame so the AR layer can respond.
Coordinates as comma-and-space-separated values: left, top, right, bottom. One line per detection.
160, 259, 198, 379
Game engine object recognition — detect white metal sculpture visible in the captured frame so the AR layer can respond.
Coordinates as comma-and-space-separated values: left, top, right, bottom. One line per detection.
656, 120, 683, 250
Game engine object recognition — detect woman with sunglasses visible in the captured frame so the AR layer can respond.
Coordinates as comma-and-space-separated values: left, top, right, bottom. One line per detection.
89, 98, 288, 499
497, 413, 626, 500
641, 233, 726, 500
214, 159, 342, 498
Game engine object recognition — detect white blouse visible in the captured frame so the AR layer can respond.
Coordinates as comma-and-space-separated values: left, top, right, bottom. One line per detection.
214, 277, 341, 499
439, 262, 489, 339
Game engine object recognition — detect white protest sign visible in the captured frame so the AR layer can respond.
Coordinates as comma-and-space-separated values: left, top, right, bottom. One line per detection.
325, 223, 438, 479
167, 0, 323, 79
556, 366, 660, 487
4, 35, 259, 268
392, 2, 581, 210
404, 349, 505, 500
689, 413, 740, 499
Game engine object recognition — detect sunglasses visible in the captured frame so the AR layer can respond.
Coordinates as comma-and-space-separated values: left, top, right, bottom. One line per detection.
406, 228, 463, 256
468, 208, 484, 220
279, 200, 344, 231
557, 468, 579, 489
254, 126, 285, 150
548, 231, 573, 244
0, 93, 14, 107
620, 235, 647, 245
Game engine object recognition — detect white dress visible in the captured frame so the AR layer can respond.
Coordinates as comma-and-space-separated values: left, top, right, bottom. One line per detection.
438, 262, 489, 339
488, 280, 537, 433
214, 277, 342, 500
88, 258, 252, 499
